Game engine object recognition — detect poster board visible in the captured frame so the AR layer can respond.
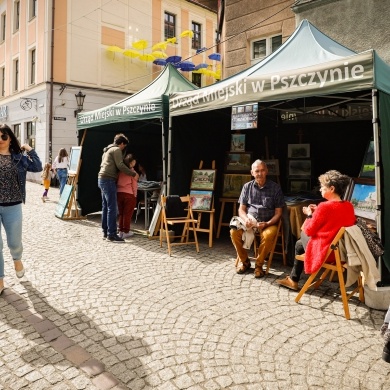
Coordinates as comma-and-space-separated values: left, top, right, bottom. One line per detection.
55, 184, 73, 218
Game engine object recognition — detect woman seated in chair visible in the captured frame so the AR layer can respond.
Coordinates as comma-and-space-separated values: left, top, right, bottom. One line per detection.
277, 170, 356, 291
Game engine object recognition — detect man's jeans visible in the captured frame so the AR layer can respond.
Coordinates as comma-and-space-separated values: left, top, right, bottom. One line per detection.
0, 204, 23, 279
98, 178, 118, 237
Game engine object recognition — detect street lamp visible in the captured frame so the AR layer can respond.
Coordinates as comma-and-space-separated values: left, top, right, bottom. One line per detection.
74, 91, 86, 117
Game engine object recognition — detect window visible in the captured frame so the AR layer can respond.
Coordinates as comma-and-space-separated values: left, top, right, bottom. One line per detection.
251, 34, 282, 64
192, 73, 201, 88
30, 49, 36, 85
164, 12, 175, 40
1, 13, 6, 41
13, 124, 21, 141
26, 121, 36, 149
13, 1, 20, 32
29, 0, 37, 19
13, 59, 18, 91
0, 67, 5, 97
192, 22, 201, 50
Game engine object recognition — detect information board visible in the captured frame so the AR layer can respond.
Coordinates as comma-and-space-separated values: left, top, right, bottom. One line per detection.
55, 184, 73, 218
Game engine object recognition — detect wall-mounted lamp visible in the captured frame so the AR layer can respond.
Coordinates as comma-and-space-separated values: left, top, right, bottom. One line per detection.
74, 91, 86, 117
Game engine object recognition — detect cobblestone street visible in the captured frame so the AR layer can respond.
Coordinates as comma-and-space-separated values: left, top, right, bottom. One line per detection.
0, 182, 389, 389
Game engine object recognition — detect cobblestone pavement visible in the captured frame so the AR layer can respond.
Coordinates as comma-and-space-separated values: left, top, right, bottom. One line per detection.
0, 182, 389, 390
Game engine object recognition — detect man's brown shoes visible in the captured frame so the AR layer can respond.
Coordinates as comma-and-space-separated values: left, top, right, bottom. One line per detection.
277, 276, 298, 291
254, 266, 265, 278
236, 259, 251, 274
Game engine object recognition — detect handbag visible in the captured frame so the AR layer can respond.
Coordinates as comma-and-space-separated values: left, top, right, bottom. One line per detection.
356, 217, 384, 259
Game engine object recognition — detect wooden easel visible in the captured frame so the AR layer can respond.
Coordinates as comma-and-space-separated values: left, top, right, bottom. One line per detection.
188, 160, 216, 247
61, 173, 85, 220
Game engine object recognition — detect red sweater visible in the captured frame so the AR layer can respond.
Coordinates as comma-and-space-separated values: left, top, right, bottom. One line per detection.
303, 200, 356, 274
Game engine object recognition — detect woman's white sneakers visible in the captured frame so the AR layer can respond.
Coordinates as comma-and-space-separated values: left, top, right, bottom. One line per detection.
16, 268, 25, 278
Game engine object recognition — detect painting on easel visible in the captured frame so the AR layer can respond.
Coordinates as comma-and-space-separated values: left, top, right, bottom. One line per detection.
55, 184, 73, 218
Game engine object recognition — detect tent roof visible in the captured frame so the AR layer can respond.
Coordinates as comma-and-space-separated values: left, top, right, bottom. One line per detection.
170, 20, 390, 116
77, 63, 197, 129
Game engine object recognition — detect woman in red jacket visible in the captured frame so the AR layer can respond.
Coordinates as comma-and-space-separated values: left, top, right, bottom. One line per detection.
277, 170, 356, 291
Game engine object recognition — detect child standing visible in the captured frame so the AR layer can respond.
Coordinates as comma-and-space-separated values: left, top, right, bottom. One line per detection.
41, 162, 52, 202
117, 154, 138, 239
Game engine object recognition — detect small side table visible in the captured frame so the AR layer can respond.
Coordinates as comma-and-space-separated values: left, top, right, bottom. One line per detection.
216, 198, 238, 238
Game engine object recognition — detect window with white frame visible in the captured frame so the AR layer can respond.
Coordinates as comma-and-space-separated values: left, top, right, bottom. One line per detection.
13, 123, 21, 141
251, 34, 282, 65
164, 12, 175, 40
192, 73, 201, 88
1, 13, 6, 42
29, 0, 37, 20
26, 121, 36, 149
30, 48, 36, 85
192, 22, 201, 50
13, 0, 20, 33
0, 67, 5, 97
13, 58, 19, 91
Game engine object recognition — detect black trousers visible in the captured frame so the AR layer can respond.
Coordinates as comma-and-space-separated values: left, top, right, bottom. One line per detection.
290, 231, 310, 282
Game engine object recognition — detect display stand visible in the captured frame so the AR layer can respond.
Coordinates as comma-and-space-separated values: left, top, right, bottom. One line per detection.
188, 160, 216, 247
216, 198, 238, 238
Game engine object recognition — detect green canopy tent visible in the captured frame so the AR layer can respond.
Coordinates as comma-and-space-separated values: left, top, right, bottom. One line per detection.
76, 63, 197, 216
169, 20, 390, 280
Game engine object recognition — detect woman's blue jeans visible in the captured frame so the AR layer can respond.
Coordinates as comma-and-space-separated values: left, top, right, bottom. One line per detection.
98, 178, 118, 237
57, 169, 68, 195
0, 204, 23, 279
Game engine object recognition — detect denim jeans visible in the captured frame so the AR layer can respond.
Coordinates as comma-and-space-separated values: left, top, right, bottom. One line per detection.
0, 204, 23, 279
57, 169, 68, 195
98, 178, 118, 237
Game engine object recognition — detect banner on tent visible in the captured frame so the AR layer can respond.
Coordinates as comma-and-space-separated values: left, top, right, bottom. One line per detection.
170, 51, 374, 116
280, 103, 372, 123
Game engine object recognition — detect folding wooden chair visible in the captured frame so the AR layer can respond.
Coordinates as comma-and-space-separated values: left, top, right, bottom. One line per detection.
295, 227, 364, 320
160, 195, 200, 256
234, 219, 285, 273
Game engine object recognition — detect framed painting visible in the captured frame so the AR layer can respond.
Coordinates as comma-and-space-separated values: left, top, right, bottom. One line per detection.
230, 134, 245, 152
222, 174, 252, 198
288, 159, 311, 176
348, 177, 376, 222
55, 184, 73, 218
68, 146, 82, 175
263, 159, 280, 176
190, 190, 213, 211
190, 169, 216, 190
288, 178, 311, 193
359, 140, 375, 179
288, 143, 310, 158
225, 152, 252, 172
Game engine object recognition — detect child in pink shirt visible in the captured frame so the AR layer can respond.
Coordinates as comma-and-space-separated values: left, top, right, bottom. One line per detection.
117, 154, 138, 238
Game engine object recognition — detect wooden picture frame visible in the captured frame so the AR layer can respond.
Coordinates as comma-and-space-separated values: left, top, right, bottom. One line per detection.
225, 152, 252, 172
288, 159, 311, 176
55, 184, 73, 218
288, 143, 310, 158
68, 146, 82, 175
230, 134, 245, 152
347, 177, 376, 222
190, 169, 216, 190
359, 140, 375, 179
190, 190, 213, 211
263, 159, 280, 176
222, 174, 252, 198
288, 178, 311, 193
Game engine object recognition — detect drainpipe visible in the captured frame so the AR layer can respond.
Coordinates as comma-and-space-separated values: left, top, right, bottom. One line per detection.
48, 0, 55, 163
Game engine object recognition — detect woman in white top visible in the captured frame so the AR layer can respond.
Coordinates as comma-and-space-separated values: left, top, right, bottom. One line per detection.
52, 148, 69, 195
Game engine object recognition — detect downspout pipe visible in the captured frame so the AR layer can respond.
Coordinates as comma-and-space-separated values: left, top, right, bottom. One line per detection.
48, 0, 55, 163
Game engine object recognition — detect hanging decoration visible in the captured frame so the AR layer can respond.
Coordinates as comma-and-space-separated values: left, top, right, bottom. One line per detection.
180, 30, 194, 38
153, 59, 167, 66
208, 53, 221, 61
132, 40, 148, 50
152, 51, 167, 59
152, 42, 168, 51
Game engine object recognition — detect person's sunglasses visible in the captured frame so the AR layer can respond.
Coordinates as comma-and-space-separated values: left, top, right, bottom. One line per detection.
0, 133, 9, 141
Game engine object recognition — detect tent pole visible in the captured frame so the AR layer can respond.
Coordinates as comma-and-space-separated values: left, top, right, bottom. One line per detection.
161, 118, 166, 187
372, 89, 382, 270
167, 116, 172, 195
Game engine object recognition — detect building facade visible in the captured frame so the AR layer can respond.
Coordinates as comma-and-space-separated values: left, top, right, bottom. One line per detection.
0, 0, 217, 181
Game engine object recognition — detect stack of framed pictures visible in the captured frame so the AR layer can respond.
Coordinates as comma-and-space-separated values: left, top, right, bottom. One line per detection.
222, 134, 253, 198
287, 143, 311, 193
189, 169, 216, 211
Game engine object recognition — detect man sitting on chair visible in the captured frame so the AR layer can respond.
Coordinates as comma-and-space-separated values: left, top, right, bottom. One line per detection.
277, 170, 356, 290
231, 160, 285, 278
